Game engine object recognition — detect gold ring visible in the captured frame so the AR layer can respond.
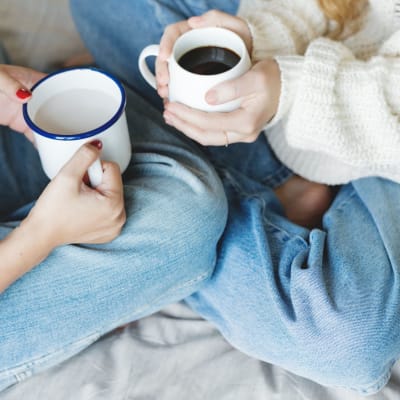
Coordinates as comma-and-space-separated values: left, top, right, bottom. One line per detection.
223, 131, 229, 147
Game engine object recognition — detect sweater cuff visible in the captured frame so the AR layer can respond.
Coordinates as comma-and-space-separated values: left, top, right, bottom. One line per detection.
264, 55, 304, 129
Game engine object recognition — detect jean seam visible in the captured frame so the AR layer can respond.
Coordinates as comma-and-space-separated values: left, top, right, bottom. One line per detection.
261, 165, 293, 189
0, 268, 212, 387
264, 219, 308, 245
0, 331, 101, 381
223, 169, 309, 245
334, 189, 357, 211
347, 361, 394, 395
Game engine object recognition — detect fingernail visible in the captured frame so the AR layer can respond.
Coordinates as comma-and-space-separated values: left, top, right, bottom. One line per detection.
164, 111, 174, 121
82, 172, 90, 186
89, 139, 103, 150
163, 112, 173, 126
16, 88, 31, 99
206, 90, 217, 104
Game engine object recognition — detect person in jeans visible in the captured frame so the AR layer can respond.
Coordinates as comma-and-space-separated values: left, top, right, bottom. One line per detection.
70, 0, 400, 395
0, 42, 227, 391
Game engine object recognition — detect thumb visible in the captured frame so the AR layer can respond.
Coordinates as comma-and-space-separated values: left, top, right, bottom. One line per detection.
0, 70, 31, 102
99, 161, 123, 194
60, 140, 103, 181
205, 70, 257, 105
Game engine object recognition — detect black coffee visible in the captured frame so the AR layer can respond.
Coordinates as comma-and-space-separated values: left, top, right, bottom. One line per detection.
178, 46, 240, 75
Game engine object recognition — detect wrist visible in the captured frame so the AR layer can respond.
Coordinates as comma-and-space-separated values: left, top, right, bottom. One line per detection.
19, 211, 57, 259
0, 216, 55, 292
266, 55, 303, 128
266, 59, 282, 120
241, 18, 254, 57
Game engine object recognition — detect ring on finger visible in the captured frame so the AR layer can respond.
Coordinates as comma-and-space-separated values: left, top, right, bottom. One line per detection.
223, 131, 229, 147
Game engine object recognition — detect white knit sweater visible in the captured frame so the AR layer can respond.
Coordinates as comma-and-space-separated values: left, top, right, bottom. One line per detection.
238, 0, 400, 184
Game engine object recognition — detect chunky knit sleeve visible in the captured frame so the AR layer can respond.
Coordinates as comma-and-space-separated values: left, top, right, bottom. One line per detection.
236, 0, 329, 131
269, 31, 400, 183
238, 0, 400, 183
237, 0, 328, 60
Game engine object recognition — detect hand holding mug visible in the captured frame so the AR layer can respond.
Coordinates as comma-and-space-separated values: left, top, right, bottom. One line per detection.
163, 59, 282, 146
139, 12, 252, 112
0, 64, 45, 140
26, 141, 126, 247
23, 67, 132, 187
139, 10, 282, 146
155, 10, 253, 100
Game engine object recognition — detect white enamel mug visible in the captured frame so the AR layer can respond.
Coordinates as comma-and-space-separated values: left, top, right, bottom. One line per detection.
23, 67, 131, 187
138, 27, 251, 112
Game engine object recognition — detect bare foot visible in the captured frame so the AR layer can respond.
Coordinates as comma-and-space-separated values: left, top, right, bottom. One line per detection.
274, 175, 334, 229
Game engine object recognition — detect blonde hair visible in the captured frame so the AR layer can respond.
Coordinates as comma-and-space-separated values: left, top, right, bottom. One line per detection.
318, 0, 366, 37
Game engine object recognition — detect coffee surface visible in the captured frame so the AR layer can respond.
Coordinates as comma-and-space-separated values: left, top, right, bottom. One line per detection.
178, 46, 240, 75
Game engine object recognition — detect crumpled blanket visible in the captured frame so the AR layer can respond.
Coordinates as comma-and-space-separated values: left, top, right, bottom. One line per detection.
1, 302, 400, 400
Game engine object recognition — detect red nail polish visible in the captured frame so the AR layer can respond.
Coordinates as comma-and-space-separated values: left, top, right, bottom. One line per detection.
82, 172, 90, 186
16, 88, 31, 99
89, 139, 103, 150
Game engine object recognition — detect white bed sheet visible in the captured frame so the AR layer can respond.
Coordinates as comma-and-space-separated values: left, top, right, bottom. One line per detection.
1, 302, 400, 400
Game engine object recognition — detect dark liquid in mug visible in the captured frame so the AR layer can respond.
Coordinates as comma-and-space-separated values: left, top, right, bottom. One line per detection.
178, 46, 240, 75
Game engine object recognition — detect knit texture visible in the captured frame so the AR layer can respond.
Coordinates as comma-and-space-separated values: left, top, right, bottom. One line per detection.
238, 0, 400, 184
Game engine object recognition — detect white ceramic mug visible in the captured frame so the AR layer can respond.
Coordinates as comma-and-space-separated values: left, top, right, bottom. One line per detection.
23, 67, 131, 187
138, 27, 251, 112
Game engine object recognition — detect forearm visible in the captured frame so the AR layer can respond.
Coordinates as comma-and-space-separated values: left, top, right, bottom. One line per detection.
0, 217, 53, 293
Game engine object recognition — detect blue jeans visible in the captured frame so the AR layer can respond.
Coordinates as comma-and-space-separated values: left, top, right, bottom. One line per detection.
74, 0, 400, 395
0, 44, 228, 390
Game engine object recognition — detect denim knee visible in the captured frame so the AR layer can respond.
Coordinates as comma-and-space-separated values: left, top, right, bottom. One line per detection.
225, 309, 395, 395
188, 225, 398, 395
274, 291, 397, 394
0, 151, 228, 393
286, 307, 396, 394
118, 150, 229, 302
310, 319, 396, 394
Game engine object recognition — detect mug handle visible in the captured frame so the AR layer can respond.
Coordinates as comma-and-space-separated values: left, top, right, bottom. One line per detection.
138, 44, 160, 89
88, 158, 103, 188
